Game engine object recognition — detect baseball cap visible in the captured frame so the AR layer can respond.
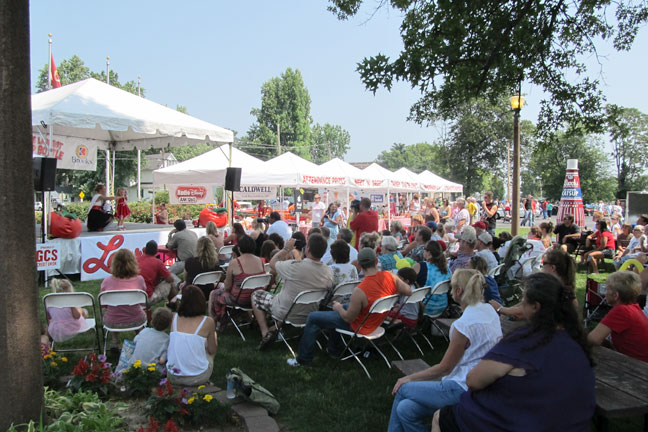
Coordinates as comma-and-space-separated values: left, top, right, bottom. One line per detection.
458, 226, 477, 244
426, 221, 438, 231
478, 232, 493, 245
358, 248, 377, 267
472, 221, 487, 230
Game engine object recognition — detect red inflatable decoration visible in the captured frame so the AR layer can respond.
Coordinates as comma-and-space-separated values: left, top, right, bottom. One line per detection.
198, 208, 228, 228
49, 212, 82, 239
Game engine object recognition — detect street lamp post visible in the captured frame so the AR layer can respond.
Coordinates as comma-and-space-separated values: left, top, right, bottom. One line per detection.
510, 92, 525, 236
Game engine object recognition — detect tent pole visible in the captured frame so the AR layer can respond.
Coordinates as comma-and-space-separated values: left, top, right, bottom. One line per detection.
137, 149, 141, 200
387, 187, 391, 227
228, 142, 233, 229
105, 150, 110, 196
151, 183, 155, 224
111, 148, 116, 196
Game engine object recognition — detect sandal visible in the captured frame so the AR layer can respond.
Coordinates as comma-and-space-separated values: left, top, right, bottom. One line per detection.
257, 329, 278, 351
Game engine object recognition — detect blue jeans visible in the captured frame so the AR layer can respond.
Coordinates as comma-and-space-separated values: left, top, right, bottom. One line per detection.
521, 210, 533, 226
296, 310, 350, 365
388, 379, 465, 432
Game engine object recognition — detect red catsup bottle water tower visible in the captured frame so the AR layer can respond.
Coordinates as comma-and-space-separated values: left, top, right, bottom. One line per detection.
556, 159, 586, 228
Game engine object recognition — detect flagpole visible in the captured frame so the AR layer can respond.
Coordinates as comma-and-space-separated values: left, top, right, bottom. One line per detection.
47, 34, 52, 90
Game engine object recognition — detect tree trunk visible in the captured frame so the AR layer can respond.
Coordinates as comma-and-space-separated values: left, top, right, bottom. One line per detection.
0, 1, 44, 429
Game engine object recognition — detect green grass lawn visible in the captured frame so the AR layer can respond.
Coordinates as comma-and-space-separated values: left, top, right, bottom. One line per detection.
40, 230, 646, 432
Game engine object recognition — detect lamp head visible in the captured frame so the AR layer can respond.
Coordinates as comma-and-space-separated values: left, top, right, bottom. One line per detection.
510, 94, 525, 110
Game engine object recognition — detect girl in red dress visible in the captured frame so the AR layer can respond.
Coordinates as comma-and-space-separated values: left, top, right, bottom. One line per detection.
115, 187, 131, 231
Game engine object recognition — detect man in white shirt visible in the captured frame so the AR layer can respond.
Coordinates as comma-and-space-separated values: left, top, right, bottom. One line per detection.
266, 211, 293, 243
311, 194, 326, 226
475, 232, 498, 272
320, 228, 358, 265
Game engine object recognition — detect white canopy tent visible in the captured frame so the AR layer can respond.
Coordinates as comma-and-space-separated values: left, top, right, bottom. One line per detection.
242, 152, 342, 188
32, 78, 234, 231
417, 170, 464, 194
393, 167, 422, 191
153, 146, 266, 185
319, 158, 385, 190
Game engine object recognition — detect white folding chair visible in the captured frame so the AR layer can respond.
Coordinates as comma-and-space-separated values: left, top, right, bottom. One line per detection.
264, 263, 271, 274
43, 292, 101, 353
271, 289, 328, 358
225, 274, 273, 340
335, 294, 400, 379
218, 245, 235, 264
192, 271, 223, 286
98, 289, 148, 355
327, 280, 360, 306
421, 280, 452, 346
489, 263, 505, 277
390, 286, 431, 356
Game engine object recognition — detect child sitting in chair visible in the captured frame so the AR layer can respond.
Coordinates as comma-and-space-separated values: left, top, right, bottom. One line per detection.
588, 271, 648, 363
46, 279, 91, 343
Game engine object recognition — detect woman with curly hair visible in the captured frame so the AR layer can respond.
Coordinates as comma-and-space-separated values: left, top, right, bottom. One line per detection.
433, 272, 595, 432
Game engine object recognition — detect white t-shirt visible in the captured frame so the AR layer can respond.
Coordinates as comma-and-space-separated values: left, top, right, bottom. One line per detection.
311, 202, 326, 225
267, 220, 292, 243
328, 262, 359, 288
131, 328, 170, 366
475, 249, 499, 272
443, 303, 502, 390
320, 243, 358, 265
454, 209, 470, 233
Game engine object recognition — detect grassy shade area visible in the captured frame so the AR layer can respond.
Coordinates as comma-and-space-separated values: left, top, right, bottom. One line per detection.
39, 228, 645, 432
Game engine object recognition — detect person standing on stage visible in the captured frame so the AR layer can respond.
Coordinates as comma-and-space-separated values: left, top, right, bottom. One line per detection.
311, 194, 326, 226
87, 183, 119, 232
350, 197, 379, 249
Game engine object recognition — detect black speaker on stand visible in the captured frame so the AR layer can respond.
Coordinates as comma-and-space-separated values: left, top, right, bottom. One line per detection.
33, 157, 57, 191
225, 167, 242, 227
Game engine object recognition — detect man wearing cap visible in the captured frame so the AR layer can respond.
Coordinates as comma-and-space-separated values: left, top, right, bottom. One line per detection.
449, 226, 477, 273
427, 221, 442, 241
472, 221, 487, 237
475, 232, 498, 272
350, 197, 379, 249
137, 240, 180, 305
311, 194, 326, 226
166, 219, 198, 275
287, 247, 411, 367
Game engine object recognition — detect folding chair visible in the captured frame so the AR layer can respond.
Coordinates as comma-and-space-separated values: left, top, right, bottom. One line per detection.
43, 292, 101, 353
326, 280, 360, 307
388, 286, 431, 356
98, 289, 148, 356
193, 271, 223, 286
218, 245, 235, 265
225, 274, 273, 340
583, 273, 611, 327
420, 280, 452, 345
271, 289, 328, 358
334, 294, 400, 379
264, 263, 271, 273
488, 263, 505, 277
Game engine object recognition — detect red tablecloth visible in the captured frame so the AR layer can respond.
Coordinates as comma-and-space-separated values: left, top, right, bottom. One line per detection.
378, 216, 411, 232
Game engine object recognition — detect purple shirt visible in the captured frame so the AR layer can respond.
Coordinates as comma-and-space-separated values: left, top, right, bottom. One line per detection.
455, 328, 595, 432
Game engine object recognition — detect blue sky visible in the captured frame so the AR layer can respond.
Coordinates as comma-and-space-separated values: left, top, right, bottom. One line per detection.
29, 0, 648, 162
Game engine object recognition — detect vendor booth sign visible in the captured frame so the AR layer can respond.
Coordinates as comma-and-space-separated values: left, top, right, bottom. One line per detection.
234, 186, 277, 201
32, 134, 98, 171
169, 184, 213, 204
36, 244, 60, 270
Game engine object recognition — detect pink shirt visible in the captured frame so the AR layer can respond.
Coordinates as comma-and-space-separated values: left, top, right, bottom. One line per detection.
100, 275, 147, 324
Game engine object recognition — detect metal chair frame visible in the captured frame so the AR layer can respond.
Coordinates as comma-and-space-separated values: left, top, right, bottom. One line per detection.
43, 292, 101, 353
98, 289, 148, 356
225, 273, 273, 340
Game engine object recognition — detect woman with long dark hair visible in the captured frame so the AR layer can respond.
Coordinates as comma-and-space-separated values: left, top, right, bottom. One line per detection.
412, 240, 451, 316
433, 272, 595, 432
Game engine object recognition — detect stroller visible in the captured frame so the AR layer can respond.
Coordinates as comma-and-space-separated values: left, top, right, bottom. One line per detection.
583, 272, 610, 327
495, 236, 532, 305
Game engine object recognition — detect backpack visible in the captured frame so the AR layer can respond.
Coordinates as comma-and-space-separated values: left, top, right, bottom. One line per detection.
226, 368, 280, 415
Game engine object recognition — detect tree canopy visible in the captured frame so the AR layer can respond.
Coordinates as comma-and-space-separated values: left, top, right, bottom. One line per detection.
242, 68, 313, 160
606, 105, 648, 197
328, 0, 648, 138
310, 123, 351, 163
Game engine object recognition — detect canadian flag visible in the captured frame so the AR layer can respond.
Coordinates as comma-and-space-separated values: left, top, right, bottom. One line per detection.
50, 54, 61, 88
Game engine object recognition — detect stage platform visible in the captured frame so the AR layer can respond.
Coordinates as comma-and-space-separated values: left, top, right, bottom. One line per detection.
39, 222, 206, 281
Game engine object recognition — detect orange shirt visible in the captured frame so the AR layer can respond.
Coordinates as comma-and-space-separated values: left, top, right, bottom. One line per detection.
351, 271, 398, 335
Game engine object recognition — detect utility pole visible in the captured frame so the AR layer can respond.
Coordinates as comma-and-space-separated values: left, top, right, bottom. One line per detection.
276, 123, 281, 155
327, 140, 332, 160
507, 139, 511, 203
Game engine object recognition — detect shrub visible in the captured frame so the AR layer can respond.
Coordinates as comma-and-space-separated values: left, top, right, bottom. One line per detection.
144, 380, 227, 426
41, 345, 72, 388
66, 202, 90, 219
120, 360, 163, 397
128, 201, 154, 223
69, 353, 113, 396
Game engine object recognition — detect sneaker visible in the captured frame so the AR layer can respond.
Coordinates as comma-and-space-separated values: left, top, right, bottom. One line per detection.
286, 358, 300, 367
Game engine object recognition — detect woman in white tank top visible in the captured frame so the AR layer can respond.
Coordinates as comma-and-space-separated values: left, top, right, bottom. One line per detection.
167, 285, 217, 386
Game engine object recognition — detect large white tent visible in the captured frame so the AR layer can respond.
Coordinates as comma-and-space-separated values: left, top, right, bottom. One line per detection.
153, 146, 265, 185
362, 163, 418, 192
32, 78, 234, 150
417, 170, 463, 193
319, 158, 383, 190
242, 152, 341, 188
393, 167, 422, 191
